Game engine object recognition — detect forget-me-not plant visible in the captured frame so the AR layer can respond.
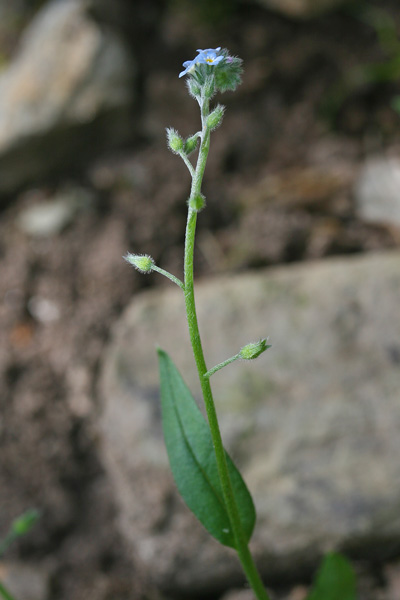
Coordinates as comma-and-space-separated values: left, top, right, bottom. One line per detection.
126, 46, 270, 600
125, 47, 357, 600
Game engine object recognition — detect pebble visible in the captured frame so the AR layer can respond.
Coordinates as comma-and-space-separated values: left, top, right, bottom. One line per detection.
355, 157, 400, 227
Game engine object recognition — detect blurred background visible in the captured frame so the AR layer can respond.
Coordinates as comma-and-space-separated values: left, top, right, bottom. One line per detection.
0, 0, 400, 599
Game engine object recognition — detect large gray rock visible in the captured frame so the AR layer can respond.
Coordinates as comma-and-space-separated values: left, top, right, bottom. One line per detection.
255, 0, 350, 18
0, 0, 134, 195
99, 252, 400, 596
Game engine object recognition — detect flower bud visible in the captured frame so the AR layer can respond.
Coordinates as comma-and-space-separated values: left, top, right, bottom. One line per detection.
204, 77, 215, 98
124, 253, 155, 274
187, 78, 201, 99
239, 339, 271, 360
184, 133, 200, 155
207, 104, 225, 130
188, 193, 206, 212
166, 128, 184, 154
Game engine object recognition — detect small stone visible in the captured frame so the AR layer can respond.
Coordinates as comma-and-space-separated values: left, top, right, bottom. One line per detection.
27, 296, 60, 323
220, 589, 253, 600
17, 186, 92, 237
284, 585, 309, 600
17, 198, 77, 237
355, 157, 400, 228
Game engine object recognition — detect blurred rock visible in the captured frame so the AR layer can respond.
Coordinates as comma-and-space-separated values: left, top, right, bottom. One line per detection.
99, 251, 400, 596
220, 590, 253, 600
221, 587, 308, 600
16, 185, 92, 237
283, 586, 309, 600
237, 166, 352, 210
0, 0, 135, 196
0, 562, 50, 600
254, 0, 351, 18
27, 296, 61, 323
17, 197, 76, 237
355, 157, 400, 228
384, 561, 400, 600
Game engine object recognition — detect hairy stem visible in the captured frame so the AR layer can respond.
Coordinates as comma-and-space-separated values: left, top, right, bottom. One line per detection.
179, 151, 195, 177
152, 265, 184, 289
183, 89, 270, 600
203, 354, 240, 379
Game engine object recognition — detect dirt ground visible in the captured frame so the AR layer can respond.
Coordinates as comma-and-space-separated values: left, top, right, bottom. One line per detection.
1, 1, 400, 598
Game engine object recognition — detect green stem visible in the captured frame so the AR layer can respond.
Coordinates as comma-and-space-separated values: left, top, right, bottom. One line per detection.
183, 90, 270, 600
178, 151, 195, 177
152, 265, 184, 290
204, 354, 240, 379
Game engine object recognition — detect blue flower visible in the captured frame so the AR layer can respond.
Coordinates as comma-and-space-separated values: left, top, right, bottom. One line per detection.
179, 47, 224, 78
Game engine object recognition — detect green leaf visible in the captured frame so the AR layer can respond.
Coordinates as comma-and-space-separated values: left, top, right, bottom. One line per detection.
0, 582, 18, 600
392, 95, 400, 114
11, 509, 40, 537
0, 509, 40, 557
306, 553, 357, 600
158, 348, 255, 548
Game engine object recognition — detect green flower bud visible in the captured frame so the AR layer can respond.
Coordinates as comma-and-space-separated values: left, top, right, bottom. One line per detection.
184, 133, 200, 155
188, 193, 206, 212
187, 78, 201, 99
166, 128, 184, 154
207, 104, 225, 130
239, 339, 271, 360
124, 253, 155, 274
12, 509, 40, 537
204, 76, 215, 99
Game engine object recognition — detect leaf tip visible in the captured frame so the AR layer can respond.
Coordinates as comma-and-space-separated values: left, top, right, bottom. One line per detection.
157, 346, 170, 364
